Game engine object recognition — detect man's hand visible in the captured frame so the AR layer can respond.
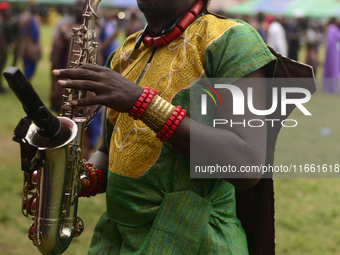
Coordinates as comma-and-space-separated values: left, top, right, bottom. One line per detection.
52, 64, 143, 113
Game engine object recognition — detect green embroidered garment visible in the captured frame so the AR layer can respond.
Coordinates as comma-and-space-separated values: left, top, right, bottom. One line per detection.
88, 14, 276, 255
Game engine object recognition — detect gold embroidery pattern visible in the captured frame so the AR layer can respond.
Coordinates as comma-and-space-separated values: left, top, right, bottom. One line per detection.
113, 32, 144, 75
107, 15, 243, 178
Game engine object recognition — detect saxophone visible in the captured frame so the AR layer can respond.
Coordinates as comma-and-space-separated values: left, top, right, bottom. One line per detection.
3, 0, 102, 254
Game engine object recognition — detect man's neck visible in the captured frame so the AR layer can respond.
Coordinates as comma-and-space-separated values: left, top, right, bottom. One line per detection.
146, 17, 173, 36
142, 0, 197, 37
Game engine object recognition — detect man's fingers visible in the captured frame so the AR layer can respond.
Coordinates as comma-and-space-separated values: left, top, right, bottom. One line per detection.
81, 177, 90, 188
52, 70, 61, 76
52, 68, 102, 81
58, 79, 102, 92
71, 95, 103, 106
79, 63, 111, 73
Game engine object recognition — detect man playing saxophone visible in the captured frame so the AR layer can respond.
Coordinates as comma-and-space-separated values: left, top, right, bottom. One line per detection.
53, 0, 278, 253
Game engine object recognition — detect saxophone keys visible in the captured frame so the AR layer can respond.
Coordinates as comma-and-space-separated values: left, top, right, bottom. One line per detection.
90, 56, 96, 64
24, 171, 37, 190
26, 194, 37, 216
28, 223, 35, 242
31, 170, 38, 186
73, 217, 84, 238
84, 31, 93, 41
68, 94, 73, 101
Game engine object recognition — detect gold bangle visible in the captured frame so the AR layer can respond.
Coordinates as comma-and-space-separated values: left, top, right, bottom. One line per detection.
140, 95, 176, 133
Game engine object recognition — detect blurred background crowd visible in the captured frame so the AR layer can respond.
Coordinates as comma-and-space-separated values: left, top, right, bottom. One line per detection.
0, 0, 145, 158
0, 0, 145, 92
0, 0, 339, 155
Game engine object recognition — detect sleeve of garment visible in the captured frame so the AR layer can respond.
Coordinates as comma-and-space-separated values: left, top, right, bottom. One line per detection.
105, 49, 117, 68
203, 20, 276, 81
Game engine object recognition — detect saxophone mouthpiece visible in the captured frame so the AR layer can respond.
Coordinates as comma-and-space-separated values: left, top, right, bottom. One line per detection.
3, 66, 63, 141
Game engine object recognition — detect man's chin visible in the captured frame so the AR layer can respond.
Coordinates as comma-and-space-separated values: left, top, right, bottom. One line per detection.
137, 0, 166, 13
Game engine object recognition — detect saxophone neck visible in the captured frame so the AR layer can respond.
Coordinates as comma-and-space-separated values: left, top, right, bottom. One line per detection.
90, 0, 102, 12
83, 0, 102, 20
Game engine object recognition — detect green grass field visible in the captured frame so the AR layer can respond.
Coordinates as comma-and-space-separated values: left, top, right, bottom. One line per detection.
0, 24, 339, 254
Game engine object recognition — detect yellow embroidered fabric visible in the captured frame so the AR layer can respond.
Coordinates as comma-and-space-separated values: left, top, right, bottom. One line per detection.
107, 15, 243, 178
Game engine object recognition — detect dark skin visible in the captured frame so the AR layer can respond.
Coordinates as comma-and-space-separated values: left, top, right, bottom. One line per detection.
53, 0, 267, 191
137, 0, 197, 36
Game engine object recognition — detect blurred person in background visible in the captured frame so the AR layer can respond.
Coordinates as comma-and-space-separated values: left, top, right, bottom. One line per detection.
323, 17, 340, 93
243, 14, 257, 30
262, 15, 273, 34
0, 2, 10, 93
267, 16, 287, 56
287, 12, 306, 61
19, 0, 41, 81
304, 20, 322, 76
256, 12, 266, 42
124, 9, 143, 38
99, 8, 119, 66
0, 1, 19, 93
54, 5, 74, 30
